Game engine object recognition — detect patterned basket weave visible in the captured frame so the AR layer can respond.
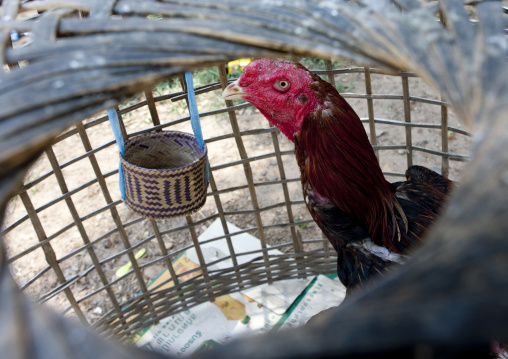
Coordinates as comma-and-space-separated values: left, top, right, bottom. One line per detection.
120, 131, 208, 219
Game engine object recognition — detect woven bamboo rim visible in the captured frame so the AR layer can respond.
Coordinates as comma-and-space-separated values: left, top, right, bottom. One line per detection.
120, 131, 208, 219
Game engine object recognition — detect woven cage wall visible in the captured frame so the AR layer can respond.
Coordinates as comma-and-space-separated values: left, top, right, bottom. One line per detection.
3, 0, 508, 356
2, 58, 472, 340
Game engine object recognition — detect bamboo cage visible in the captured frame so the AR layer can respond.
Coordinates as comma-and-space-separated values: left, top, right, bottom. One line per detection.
2, 59, 472, 340
3, 1, 507, 357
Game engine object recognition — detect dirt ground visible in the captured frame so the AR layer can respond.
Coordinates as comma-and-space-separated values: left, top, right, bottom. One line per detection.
2, 63, 472, 323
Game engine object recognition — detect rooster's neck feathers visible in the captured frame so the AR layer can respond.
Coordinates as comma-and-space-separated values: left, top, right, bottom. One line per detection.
296, 75, 398, 251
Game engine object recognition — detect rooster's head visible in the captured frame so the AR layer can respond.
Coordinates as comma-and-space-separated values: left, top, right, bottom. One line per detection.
222, 59, 321, 141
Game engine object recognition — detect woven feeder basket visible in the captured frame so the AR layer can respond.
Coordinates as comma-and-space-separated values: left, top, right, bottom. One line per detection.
120, 131, 208, 219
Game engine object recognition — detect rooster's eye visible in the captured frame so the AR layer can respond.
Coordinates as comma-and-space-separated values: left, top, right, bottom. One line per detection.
273, 80, 290, 92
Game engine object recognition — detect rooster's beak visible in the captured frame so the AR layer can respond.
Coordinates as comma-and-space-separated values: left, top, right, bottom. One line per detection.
221, 79, 247, 100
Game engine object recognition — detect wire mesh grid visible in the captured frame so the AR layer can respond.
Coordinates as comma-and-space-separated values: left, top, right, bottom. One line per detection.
2, 58, 472, 341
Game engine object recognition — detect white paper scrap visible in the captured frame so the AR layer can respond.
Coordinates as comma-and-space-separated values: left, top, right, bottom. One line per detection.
133, 219, 341, 357
186, 219, 283, 270
135, 291, 281, 357
242, 277, 311, 315
278, 275, 346, 330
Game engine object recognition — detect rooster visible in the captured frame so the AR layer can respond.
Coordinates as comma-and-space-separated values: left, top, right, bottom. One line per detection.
222, 59, 452, 293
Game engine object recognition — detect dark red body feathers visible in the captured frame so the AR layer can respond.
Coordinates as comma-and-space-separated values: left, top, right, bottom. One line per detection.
292, 65, 452, 290
296, 71, 399, 252
222, 59, 452, 290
